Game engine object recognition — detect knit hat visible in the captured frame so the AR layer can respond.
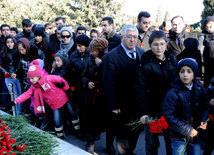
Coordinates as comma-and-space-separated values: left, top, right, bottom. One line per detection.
34, 27, 45, 37
55, 50, 69, 65
203, 16, 214, 29
17, 38, 30, 52
60, 27, 73, 38
27, 60, 43, 77
29, 59, 44, 70
89, 37, 108, 52
75, 34, 91, 47
177, 58, 198, 77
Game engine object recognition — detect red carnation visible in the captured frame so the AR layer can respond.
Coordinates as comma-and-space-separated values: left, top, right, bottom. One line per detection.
208, 114, 214, 122
15, 143, 26, 152
10, 138, 16, 144
4, 72, 10, 78
139, 43, 144, 48
70, 86, 75, 91
0, 120, 3, 124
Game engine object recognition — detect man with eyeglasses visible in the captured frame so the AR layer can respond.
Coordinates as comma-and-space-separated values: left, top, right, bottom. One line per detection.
45, 25, 66, 73
15, 19, 34, 41
103, 24, 144, 155
136, 11, 152, 52
100, 17, 121, 51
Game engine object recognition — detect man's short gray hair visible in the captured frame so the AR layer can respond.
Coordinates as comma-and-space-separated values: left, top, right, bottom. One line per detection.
121, 24, 138, 36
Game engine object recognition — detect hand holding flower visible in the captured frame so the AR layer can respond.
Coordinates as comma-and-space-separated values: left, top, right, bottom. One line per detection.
190, 129, 198, 138
88, 82, 95, 89
140, 115, 149, 124
200, 121, 207, 130
209, 98, 214, 106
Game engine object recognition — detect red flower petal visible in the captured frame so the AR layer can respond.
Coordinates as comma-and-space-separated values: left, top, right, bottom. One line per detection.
4, 72, 10, 78
70, 86, 75, 91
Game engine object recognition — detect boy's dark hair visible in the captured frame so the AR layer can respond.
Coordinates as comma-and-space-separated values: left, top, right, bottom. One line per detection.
90, 29, 98, 35
55, 16, 66, 23
102, 17, 114, 25
76, 26, 86, 33
10, 27, 18, 34
138, 11, 150, 21
149, 31, 168, 44
22, 19, 32, 27
1, 24, 10, 31
171, 15, 184, 23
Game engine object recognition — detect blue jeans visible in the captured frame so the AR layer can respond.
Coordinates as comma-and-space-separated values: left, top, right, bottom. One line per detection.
171, 139, 201, 155
53, 101, 78, 128
1, 78, 9, 109
5, 78, 23, 115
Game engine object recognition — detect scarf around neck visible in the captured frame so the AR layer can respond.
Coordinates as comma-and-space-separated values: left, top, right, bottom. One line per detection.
60, 39, 74, 54
33, 78, 45, 114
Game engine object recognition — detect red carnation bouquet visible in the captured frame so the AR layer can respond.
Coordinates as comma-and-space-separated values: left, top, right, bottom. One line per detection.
146, 116, 169, 133
0, 120, 26, 154
127, 116, 169, 133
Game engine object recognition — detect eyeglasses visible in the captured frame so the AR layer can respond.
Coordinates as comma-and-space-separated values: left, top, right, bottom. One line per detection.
125, 35, 138, 40
61, 35, 71, 39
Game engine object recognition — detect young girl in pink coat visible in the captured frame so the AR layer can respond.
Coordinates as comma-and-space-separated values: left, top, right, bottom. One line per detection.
14, 60, 79, 138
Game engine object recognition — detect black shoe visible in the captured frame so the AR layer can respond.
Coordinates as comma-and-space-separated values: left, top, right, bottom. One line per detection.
106, 145, 115, 155
40, 118, 49, 130
86, 142, 94, 154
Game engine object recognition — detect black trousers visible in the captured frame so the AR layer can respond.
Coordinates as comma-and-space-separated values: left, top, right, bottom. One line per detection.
108, 112, 141, 155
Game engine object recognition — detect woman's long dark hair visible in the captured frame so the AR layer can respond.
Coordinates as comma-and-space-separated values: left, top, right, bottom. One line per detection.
0, 35, 17, 61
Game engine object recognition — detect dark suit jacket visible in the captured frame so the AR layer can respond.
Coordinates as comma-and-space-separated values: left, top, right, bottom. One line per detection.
103, 44, 144, 121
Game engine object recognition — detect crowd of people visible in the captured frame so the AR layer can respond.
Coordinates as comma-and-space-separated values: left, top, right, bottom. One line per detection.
0, 11, 214, 155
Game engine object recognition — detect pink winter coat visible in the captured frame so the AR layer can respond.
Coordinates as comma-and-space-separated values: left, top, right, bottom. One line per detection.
15, 75, 70, 111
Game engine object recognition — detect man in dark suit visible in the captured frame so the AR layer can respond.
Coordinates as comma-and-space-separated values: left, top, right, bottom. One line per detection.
167, 15, 202, 78
103, 24, 144, 155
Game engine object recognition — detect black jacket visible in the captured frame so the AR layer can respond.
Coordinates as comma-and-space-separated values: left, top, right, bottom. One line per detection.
100, 30, 121, 51
15, 31, 34, 41
9, 45, 45, 90
60, 50, 89, 87
103, 45, 144, 121
162, 78, 209, 140
138, 50, 177, 117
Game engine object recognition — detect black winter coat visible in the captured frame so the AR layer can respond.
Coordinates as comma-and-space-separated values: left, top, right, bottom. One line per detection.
60, 50, 89, 88
9, 45, 45, 90
81, 55, 106, 133
138, 50, 177, 117
100, 30, 121, 51
162, 78, 209, 140
103, 45, 144, 122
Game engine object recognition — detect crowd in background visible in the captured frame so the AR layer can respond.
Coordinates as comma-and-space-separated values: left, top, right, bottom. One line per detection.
0, 11, 214, 155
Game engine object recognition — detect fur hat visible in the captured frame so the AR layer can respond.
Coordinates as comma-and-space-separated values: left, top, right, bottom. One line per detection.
55, 50, 69, 65
75, 34, 91, 47
177, 58, 198, 77
27, 60, 43, 77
